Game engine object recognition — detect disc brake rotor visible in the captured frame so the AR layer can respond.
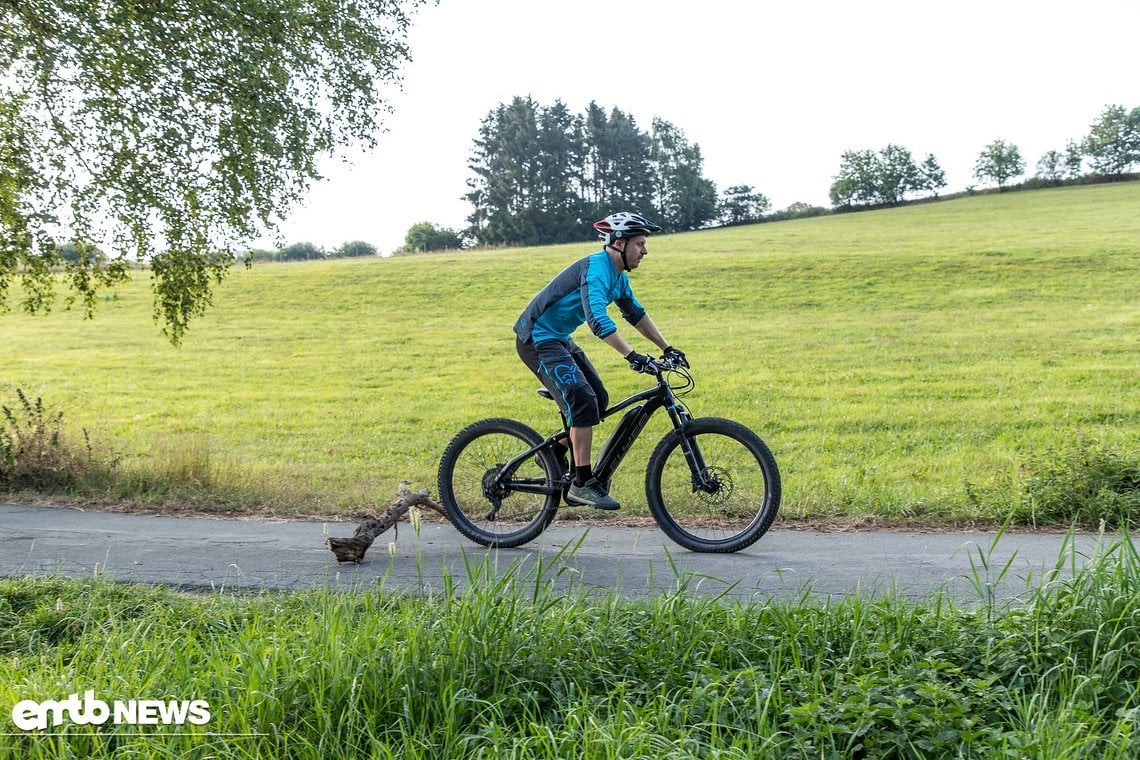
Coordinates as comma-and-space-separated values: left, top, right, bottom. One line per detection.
697, 466, 734, 507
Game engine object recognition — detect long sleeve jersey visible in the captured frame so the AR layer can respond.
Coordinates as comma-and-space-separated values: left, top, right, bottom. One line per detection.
514, 250, 647, 345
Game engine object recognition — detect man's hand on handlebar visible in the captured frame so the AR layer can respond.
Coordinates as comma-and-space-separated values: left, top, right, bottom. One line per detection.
625, 350, 661, 374
663, 346, 689, 369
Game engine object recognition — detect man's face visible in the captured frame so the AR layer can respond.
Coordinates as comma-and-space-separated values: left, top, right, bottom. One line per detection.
620, 235, 649, 269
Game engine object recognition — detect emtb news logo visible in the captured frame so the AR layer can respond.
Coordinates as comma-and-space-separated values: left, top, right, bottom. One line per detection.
10, 690, 211, 731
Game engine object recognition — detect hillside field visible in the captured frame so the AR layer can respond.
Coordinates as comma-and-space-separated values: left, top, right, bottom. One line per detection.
2, 183, 1137, 522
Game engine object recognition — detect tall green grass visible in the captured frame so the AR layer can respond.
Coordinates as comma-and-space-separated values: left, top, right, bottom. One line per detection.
1, 532, 1138, 758
1, 183, 1137, 522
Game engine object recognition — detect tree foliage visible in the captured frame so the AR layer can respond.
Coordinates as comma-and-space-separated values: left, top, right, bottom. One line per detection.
332, 240, 379, 259
402, 222, 463, 253
829, 145, 939, 207
278, 242, 323, 261
1064, 139, 1085, 179
717, 185, 771, 225
1035, 150, 1065, 182
464, 96, 556, 247
1083, 104, 1140, 176
0, 0, 424, 342
974, 139, 1025, 190
584, 104, 656, 222
650, 118, 718, 232
464, 98, 720, 247
919, 154, 948, 197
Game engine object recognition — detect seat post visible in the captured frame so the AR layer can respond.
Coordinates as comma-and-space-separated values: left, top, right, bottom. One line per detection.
536, 387, 569, 434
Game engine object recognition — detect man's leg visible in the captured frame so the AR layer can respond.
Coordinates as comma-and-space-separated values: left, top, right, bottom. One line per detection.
566, 341, 609, 484
523, 339, 618, 510
569, 425, 593, 485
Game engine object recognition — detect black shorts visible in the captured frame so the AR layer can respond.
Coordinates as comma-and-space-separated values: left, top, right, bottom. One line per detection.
516, 337, 609, 427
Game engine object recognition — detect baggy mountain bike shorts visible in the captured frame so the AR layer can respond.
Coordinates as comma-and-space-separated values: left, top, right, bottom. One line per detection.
516, 337, 609, 428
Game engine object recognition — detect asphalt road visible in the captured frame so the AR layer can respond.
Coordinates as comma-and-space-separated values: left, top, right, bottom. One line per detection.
0, 503, 1109, 605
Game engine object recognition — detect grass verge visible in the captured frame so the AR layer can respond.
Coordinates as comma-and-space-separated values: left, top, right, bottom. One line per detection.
1, 531, 1138, 758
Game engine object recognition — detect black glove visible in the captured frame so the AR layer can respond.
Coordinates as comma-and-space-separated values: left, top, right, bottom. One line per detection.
625, 350, 660, 374
663, 346, 689, 368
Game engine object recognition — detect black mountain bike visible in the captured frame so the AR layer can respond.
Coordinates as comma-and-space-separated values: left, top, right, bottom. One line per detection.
438, 357, 780, 553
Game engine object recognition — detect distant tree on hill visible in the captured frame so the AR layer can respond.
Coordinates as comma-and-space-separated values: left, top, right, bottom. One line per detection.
333, 241, 379, 258
650, 118, 718, 231
464, 98, 717, 245
918, 154, 947, 197
471, 96, 540, 246
829, 150, 874, 207
829, 145, 926, 206
877, 145, 925, 203
1064, 140, 1085, 179
717, 185, 771, 225
536, 100, 587, 244
974, 139, 1025, 190
591, 106, 656, 220
1083, 104, 1140, 176
784, 202, 825, 216
402, 222, 463, 252
1036, 150, 1065, 182
278, 242, 324, 261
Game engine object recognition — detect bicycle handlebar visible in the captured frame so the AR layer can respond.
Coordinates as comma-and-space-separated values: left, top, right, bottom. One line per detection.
636, 354, 690, 375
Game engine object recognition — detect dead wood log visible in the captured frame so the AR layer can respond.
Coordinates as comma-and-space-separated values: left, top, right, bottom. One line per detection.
326, 483, 448, 563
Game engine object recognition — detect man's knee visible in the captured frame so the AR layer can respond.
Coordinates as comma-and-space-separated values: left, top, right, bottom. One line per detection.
564, 384, 601, 427
594, 386, 610, 414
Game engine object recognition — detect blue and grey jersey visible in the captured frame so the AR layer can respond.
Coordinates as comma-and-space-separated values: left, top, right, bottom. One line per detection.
514, 250, 647, 345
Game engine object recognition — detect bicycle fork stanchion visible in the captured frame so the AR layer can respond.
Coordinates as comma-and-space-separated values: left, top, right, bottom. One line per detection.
675, 427, 716, 493
660, 371, 716, 494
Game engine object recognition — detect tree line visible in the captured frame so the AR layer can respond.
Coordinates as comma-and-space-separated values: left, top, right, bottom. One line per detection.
265, 101, 1140, 257
448, 98, 1140, 249
27, 88, 1140, 276
831, 104, 1140, 208
244, 241, 379, 263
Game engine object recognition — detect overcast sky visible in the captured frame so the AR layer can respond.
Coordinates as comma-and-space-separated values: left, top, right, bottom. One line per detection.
267, 0, 1140, 254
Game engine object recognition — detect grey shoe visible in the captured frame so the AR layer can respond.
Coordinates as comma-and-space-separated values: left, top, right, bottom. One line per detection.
566, 477, 620, 511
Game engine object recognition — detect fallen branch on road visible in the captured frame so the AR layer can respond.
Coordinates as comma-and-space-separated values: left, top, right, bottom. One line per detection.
326, 483, 447, 563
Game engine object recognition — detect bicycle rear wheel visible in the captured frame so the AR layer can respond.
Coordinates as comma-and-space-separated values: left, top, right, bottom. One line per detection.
437, 418, 561, 548
646, 417, 780, 553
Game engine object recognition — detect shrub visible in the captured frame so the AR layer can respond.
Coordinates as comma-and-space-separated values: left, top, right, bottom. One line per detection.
1015, 438, 1139, 527
0, 388, 114, 490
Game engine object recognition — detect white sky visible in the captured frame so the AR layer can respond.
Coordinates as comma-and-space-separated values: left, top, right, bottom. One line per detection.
268, 0, 1140, 254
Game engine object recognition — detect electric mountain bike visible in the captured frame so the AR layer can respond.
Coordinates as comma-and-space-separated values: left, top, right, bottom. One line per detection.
437, 356, 781, 553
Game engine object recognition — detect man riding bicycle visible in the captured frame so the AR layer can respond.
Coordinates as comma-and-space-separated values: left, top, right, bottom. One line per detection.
514, 212, 688, 511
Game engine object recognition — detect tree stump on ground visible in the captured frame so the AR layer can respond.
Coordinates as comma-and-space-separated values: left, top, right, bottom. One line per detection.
326, 483, 448, 563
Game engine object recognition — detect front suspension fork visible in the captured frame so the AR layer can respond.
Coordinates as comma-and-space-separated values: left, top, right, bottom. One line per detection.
669, 407, 717, 493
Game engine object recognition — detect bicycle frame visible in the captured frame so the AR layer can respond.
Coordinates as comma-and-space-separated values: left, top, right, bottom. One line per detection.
493, 364, 715, 499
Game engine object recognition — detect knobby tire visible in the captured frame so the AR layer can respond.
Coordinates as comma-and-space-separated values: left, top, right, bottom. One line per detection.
646, 417, 781, 553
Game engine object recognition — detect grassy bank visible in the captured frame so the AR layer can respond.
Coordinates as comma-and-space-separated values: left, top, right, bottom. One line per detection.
2, 183, 1137, 522
1, 532, 1138, 758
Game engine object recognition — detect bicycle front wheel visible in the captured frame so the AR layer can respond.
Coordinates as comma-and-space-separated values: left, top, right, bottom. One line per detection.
646, 417, 781, 553
437, 418, 561, 548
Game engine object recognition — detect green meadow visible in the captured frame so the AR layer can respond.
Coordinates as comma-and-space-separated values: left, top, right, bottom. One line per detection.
2, 183, 1137, 523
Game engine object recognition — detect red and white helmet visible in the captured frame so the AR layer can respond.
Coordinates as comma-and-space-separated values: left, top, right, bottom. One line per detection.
593, 212, 662, 246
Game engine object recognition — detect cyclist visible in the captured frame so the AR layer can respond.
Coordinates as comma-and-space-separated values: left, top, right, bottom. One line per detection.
514, 212, 688, 510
